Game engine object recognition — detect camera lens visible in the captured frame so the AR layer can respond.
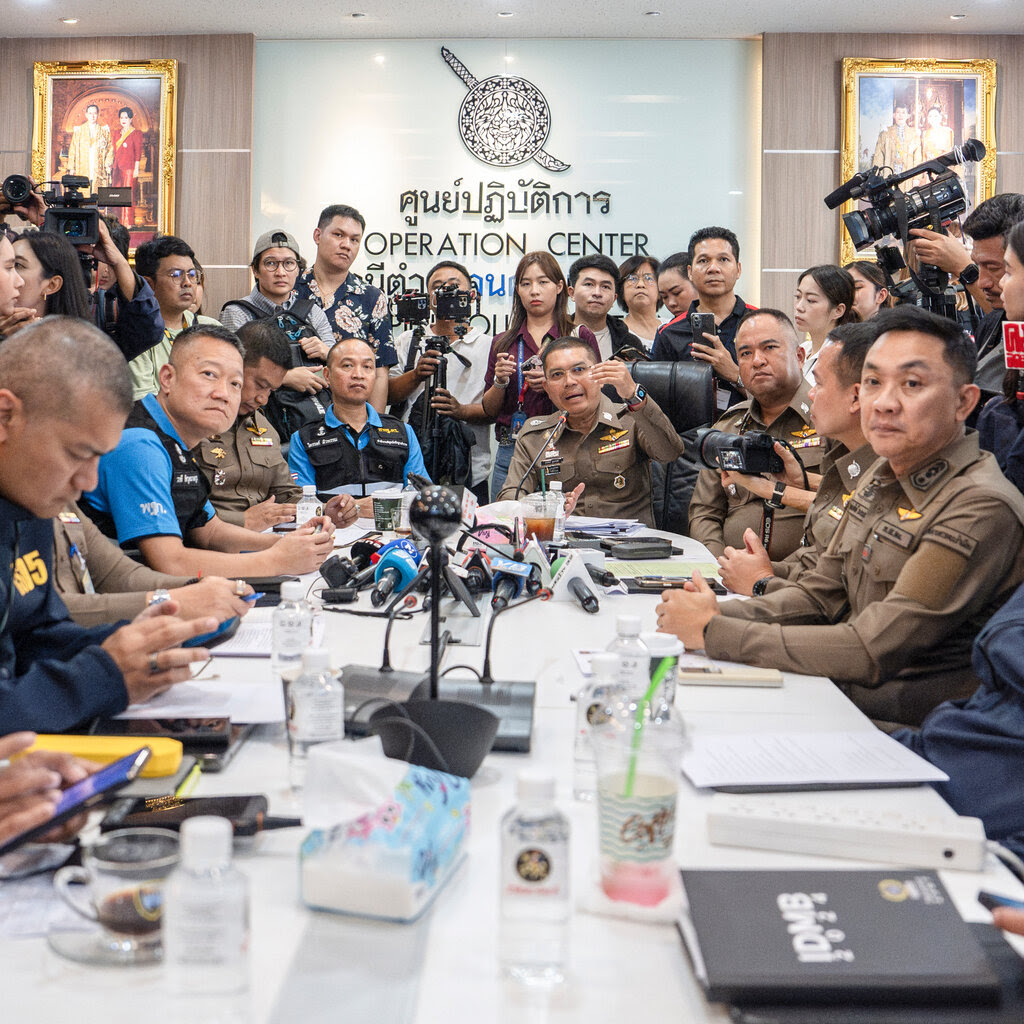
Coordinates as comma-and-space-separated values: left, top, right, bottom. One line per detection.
1, 174, 32, 204
61, 217, 88, 238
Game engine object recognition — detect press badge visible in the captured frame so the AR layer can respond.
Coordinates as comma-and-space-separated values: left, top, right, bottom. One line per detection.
510, 411, 527, 437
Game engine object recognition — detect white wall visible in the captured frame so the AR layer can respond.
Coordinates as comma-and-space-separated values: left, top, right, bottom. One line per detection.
254, 38, 762, 330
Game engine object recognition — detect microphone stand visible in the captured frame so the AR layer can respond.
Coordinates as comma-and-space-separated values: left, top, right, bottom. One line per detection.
512, 412, 568, 500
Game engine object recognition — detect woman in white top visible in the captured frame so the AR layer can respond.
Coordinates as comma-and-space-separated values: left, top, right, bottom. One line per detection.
794, 265, 860, 380
617, 255, 665, 344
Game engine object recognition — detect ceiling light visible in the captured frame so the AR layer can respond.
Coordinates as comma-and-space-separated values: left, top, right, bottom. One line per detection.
497, 11, 515, 17
949, 13, 966, 19
59, 17, 79, 24
374, 53, 386, 64
644, 10, 662, 15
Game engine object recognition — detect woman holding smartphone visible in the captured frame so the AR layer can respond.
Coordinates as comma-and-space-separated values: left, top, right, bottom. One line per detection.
481, 252, 598, 499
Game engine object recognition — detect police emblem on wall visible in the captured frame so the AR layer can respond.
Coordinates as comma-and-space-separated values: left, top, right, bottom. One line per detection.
441, 47, 569, 172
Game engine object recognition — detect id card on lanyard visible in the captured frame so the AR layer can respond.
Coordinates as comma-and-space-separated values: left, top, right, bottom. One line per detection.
510, 338, 527, 439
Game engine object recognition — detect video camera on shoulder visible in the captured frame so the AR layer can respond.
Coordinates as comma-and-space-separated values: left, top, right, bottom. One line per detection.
691, 428, 784, 475
2, 173, 130, 246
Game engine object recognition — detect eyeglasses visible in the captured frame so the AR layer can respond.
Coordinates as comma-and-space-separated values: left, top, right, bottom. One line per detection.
163, 268, 198, 282
261, 258, 298, 272
546, 364, 592, 384
624, 273, 656, 285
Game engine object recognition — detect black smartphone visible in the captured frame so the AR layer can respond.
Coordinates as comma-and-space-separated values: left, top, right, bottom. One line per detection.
100, 793, 269, 836
87, 717, 232, 749
634, 575, 728, 595
690, 312, 717, 344
0, 747, 151, 856
979, 890, 1024, 913
182, 615, 240, 649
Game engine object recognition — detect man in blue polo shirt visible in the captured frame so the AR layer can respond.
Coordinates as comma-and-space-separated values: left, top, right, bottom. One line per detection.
289, 338, 427, 527
82, 325, 335, 578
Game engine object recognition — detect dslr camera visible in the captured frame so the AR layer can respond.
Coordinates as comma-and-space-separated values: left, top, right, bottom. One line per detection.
691, 428, 784, 475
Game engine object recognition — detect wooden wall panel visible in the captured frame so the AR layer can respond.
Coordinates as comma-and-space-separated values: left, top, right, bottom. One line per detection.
761, 32, 1024, 313
0, 34, 253, 316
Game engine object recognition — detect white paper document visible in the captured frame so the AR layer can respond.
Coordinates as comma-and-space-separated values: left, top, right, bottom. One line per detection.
680, 730, 949, 790
116, 667, 285, 723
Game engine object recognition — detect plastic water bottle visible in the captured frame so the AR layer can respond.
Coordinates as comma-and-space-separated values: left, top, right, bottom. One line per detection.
499, 771, 570, 984
163, 815, 249, 994
284, 647, 343, 789
573, 652, 627, 801
606, 615, 649, 698
549, 480, 566, 544
272, 579, 312, 692
295, 484, 322, 527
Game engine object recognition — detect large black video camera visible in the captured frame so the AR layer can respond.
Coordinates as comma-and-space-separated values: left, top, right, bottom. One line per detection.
1, 174, 130, 246
691, 428, 784, 475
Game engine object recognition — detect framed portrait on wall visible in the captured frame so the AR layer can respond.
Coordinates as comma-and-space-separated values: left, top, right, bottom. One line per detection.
31, 59, 177, 253
838, 57, 996, 266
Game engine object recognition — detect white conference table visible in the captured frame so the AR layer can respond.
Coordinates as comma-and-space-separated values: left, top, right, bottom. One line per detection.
5, 532, 1024, 1024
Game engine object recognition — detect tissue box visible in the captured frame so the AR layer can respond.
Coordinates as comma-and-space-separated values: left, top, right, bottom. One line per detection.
300, 756, 471, 923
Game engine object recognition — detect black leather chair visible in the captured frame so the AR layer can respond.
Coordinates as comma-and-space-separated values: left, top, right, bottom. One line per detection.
626, 360, 717, 535
626, 360, 715, 434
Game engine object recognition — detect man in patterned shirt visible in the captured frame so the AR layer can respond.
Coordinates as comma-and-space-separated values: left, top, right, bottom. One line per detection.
294, 204, 396, 413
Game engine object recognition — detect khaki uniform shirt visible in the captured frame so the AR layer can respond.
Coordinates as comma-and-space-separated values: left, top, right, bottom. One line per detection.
53, 502, 190, 627
706, 432, 1024, 730
688, 379, 825, 559
497, 393, 684, 527
768, 442, 874, 588
193, 411, 302, 527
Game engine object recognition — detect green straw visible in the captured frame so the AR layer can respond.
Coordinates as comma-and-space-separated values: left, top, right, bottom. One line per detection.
540, 466, 547, 493
624, 656, 675, 797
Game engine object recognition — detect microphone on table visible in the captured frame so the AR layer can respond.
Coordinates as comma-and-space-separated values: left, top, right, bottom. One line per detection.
370, 540, 422, 608
489, 556, 541, 611
346, 538, 405, 592
550, 552, 600, 614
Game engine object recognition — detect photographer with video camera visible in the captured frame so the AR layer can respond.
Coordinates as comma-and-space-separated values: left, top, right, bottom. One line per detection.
687, 309, 824, 560
387, 261, 492, 501
0, 173, 163, 360
828, 137, 988, 329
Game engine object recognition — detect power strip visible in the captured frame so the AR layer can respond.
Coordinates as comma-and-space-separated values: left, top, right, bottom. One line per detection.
706, 793, 988, 871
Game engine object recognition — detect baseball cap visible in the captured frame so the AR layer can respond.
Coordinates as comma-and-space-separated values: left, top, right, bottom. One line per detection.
252, 229, 301, 263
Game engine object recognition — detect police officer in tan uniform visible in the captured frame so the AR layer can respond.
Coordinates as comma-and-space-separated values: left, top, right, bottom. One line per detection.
716, 321, 878, 595
497, 336, 684, 526
687, 309, 826, 560
53, 501, 252, 628
658, 306, 1024, 732
193, 321, 302, 530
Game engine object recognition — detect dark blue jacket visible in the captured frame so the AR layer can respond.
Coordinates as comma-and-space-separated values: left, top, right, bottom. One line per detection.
0, 497, 127, 732
977, 394, 1024, 496
92, 272, 164, 362
895, 579, 1024, 858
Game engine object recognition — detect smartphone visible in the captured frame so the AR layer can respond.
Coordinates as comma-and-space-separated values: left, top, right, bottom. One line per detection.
100, 793, 269, 836
0, 747, 151, 857
634, 575, 728, 595
689, 312, 717, 344
978, 890, 1024, 913
87, 717, 232, 749
183, 615, 240, 649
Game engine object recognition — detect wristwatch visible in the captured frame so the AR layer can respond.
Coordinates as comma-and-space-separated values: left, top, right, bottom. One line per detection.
752, 576, 775, 598
626, 383, 648, 411
147, 589, 172, 608
958, 262, 980, 286
764, 481, 787, 509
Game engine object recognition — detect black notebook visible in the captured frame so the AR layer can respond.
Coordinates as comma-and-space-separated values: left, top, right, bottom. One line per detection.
678, 868, 1001, 1007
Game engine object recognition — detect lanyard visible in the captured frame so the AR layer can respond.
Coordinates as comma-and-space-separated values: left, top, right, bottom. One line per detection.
516, 338, 528, 409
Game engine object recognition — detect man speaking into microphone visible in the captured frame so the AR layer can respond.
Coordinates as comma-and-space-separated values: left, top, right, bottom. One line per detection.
497, 337, 683, 526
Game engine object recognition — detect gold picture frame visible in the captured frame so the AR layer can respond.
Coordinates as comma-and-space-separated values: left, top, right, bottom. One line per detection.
31, 59, 177, 255
839, 57, 996, 266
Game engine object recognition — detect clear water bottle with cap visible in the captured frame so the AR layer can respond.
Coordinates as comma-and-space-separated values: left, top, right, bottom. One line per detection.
606, 614, 649, 698
549, 480, 566, 543
573, 652, 627, 800
295, 484, 322, 527
284, 647, 343, 789
640, 631, 685, 715
272, 579, 312, 691
499, 770, 570, 984
163, 815, 249, 993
